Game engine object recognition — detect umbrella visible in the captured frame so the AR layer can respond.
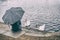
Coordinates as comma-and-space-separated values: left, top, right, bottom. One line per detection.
0, 0, 7, 2
2, 7, 25, 24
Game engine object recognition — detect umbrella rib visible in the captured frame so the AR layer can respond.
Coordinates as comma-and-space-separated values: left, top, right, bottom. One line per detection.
15, 12, 20, 17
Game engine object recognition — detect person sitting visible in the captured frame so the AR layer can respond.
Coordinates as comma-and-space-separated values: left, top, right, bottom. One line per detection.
11, 20, 21, 32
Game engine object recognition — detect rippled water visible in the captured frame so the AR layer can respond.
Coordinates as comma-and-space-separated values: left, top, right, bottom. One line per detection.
0, 0, 60, 32
21, 0, 60, 32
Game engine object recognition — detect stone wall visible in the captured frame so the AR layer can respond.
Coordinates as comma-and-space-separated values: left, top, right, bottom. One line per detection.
0, 34, 60, 40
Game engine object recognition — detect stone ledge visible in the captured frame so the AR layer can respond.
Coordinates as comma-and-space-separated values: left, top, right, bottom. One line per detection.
22, 28, 60, 37
3, 31, 25, 38
0, 31, 25, 40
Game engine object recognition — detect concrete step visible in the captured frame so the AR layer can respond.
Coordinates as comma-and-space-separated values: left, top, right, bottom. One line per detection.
0, 31, 25, 40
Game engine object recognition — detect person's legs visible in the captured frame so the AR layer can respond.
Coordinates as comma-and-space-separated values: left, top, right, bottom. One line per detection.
11, 20, 21, 32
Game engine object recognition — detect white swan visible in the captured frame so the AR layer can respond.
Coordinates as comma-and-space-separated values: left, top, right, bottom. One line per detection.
24, 20, 30, 27
38, 24, 45, 31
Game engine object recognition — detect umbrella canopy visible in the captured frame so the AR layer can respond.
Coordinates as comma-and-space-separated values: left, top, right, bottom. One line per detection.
2, 7, 25, 24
